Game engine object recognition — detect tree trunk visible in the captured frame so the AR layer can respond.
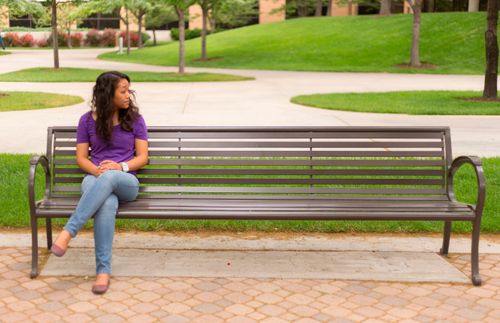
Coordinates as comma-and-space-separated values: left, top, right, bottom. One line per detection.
410, 0, 422, 67
379, 0, 391, 15
468, 0, 480, 11
125, 9, 130, 55
424, 0, 435, 12
51, 0, 59, 69
201, 6, 208, 60
483, 0, 499, 99
327, 0, 333, 16
315, 0, 323, 16
297, 0, 309, 17
66, 29, 71, 48
210, 17, 216, 32
153, 28, 157, 46
137, 12, 143, 48
176, 7, 185, 74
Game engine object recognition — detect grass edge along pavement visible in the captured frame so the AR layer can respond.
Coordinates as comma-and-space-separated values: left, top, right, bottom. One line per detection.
100, 12, 489, 75
0, 92, 83, 112
0, 67, 254, 82
1, 153, 498, 233
291, 91, 500, 115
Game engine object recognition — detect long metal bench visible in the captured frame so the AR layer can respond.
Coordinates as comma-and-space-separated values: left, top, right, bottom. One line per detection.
29, 126, 485, 285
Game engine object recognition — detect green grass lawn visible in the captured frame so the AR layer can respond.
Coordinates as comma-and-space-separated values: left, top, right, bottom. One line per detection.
0, 92, 83, 112
0, 51, 9, 56
1, 154, 498, 233
291, 91, 500, 115
100, 12, 487, 74
0, 67, 253, 82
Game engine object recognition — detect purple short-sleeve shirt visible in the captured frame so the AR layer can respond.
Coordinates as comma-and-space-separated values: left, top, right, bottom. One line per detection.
76, 111, 148, 174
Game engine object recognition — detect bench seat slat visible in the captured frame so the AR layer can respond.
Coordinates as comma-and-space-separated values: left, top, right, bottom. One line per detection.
38, 197, 469, 208
35, 209, 475, 221
54, 158, 446, 167
51, 185, 447, 195
54, 167, 445, 177
54, 140, 445, 149
53, 150, 445, 158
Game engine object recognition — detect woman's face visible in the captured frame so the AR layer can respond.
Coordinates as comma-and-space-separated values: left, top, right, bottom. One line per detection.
112, 78, 130, 110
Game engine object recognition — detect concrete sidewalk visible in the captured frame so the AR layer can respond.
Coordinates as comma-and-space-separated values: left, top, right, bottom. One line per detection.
1, 49, 500, 156
1, 231, 499, 322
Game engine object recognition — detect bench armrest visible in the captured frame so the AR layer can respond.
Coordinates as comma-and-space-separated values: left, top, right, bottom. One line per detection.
448, 156, 486, 218
28, 155, 51, 215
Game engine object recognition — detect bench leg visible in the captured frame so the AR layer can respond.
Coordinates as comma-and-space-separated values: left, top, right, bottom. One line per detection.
471, 221, 482, 286
46, 218, 52, 250
30, 216, 39, 279
440, 221, 451, 256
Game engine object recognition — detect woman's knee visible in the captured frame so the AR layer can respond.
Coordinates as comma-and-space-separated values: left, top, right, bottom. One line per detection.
81, 175, 98, 193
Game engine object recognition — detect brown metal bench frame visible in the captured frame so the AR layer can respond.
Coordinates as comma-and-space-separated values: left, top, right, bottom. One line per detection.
29, 126, 485, 285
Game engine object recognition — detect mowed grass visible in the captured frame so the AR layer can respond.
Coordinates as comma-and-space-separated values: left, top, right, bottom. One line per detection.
100, 12, 487, 74
0, 91, 83, 112
291, 91, 500, 115
0, 67, 253, 82
1, 154, 498, 233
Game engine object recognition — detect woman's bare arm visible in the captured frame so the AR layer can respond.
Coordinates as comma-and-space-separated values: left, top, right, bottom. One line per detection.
76, 143, 103, 176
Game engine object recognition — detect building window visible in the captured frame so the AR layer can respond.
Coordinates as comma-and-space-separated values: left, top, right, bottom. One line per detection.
79, 11, 120, 30
9, 14, 36, 28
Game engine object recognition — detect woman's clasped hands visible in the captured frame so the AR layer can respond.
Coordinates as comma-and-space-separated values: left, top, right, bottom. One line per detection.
96, 160, 122, 175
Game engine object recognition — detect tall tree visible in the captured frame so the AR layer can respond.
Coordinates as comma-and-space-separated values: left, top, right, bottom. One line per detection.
0, 0, 44, 24
79, 0, 134, 54
129, 0, 152, 48
408, 0, 422, 67
161, 0, 195, 74
145, 2, 176, 46
38, 2, 85, 48
315, 0, 323, 16
483, 0, 499, 99
379, 0, 391, 15
50, 0, 59, 68
196, 0, 222, 60
468, 0, 480, 11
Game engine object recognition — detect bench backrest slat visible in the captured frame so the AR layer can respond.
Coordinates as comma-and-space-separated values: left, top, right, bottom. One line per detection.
48, 126, 451, 200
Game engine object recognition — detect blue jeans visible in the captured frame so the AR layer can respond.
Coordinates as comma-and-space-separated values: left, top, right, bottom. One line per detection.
64, 171, 139, 274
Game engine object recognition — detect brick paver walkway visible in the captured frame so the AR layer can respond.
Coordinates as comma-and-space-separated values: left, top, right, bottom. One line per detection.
0, 248, 499, 322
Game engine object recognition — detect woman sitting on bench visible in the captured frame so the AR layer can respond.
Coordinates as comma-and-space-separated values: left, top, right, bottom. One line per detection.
50, 71, 149, 294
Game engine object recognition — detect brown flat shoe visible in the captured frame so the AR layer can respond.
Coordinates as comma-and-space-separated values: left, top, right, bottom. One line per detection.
50, 244, 66, 257
91, 279, 110, 295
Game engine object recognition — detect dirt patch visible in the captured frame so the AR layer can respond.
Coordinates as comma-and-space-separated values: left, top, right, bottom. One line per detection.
395, 62, 438, 69
0, 92, 9, 97
192, 57, 224, 63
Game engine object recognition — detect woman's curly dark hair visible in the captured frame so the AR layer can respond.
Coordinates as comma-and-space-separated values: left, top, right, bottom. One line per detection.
91, 71, 139, 142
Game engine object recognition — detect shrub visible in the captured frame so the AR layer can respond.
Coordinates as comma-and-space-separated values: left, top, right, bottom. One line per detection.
141, 32, 150, 44
101, 28, 117, 47
36, 38, 49, 48
120, 31, 139, 47
170, 28, 202, 41
85, 29, 101, 47
68, 32, 83, 47
47, 32, 66, 47
19, 34, 35, 47
3, 32, 21, 47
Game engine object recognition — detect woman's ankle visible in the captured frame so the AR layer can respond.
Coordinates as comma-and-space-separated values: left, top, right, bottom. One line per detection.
55, 230, 71, 248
